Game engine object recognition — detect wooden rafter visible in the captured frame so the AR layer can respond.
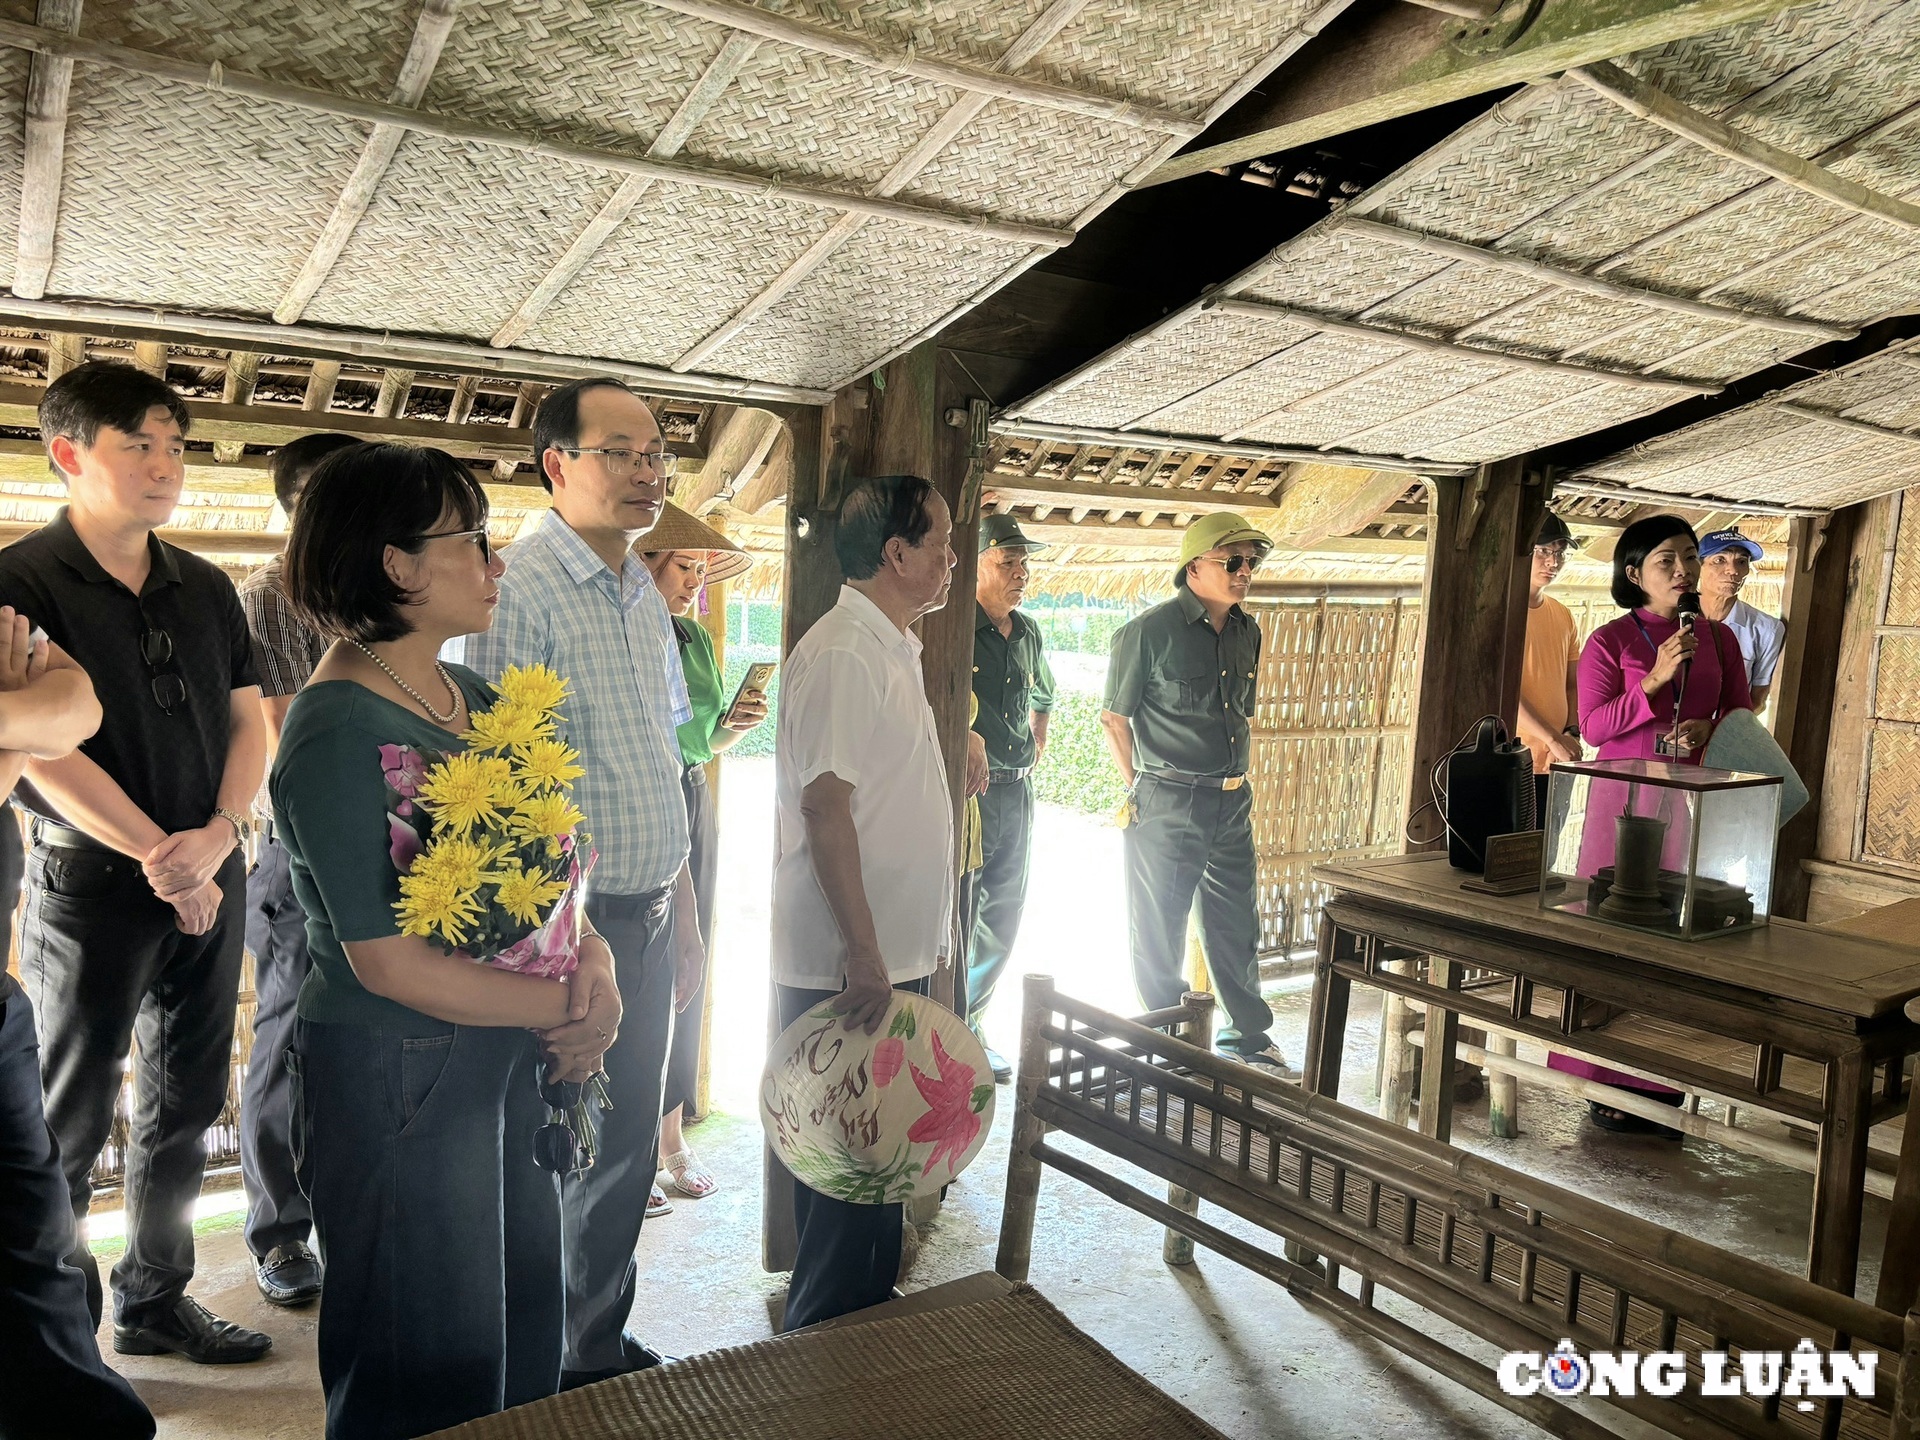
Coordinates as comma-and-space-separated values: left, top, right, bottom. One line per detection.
981, 472, 1285, 514
0, 17, 1073, 250
1338, 216, 1852, 340
132, 340, 165, 378
992, 420, 1472, 476
1772, 403, 1920, 449
1572, 62, 1920, 234
643, 0, 1201, 136
673, 0, 1091, 373
1141, 0, 1819, 187
490, 33, 760, 350
13, 0, 81, 301
1202, 297, 1719, 395
0, 297, 835, 406
43, 330, 84, 380
681, 406, 781, 513
731, 425, 794, 514
492, 381, 543, 482
0, 378, 530, 460
274, 0, 462, 324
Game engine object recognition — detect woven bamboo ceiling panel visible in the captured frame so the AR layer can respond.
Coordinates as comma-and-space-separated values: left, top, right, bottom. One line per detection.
1007, 0, 1920, 479
1575, 337, 1920, 509
14, 0, 1348, 394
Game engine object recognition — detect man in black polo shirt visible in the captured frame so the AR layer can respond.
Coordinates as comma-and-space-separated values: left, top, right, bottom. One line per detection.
0, 360, 271, 1364
1100, 514, 1294, 1080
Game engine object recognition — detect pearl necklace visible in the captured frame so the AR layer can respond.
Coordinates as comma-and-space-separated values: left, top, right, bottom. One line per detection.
350, 641, 462, 724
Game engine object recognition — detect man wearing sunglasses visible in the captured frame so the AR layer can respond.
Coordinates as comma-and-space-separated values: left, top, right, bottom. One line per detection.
446, 376, 697, 1390
0, 361, 270, 1364
1101, 514, 1297, 1080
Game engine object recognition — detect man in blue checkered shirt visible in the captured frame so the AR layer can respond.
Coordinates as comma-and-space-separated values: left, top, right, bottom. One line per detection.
446, 378, 701, 1389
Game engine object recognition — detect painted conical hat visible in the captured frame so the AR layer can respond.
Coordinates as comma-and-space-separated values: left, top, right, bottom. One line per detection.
761, 992, 997, 1203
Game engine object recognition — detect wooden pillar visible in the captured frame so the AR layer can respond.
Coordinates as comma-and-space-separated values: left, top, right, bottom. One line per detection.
691, 543, 729, 1125
1769, 504, 1862, 920
762, 347, 989, 1271
1402, 457, 1545, 852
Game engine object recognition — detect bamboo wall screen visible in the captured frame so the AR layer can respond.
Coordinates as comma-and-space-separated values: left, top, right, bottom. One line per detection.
1248, 597, 1419, 957
1863, 487, 1920, 871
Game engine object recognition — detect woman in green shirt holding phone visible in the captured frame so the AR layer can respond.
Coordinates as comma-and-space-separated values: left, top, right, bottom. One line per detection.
642, 507, 766, 1204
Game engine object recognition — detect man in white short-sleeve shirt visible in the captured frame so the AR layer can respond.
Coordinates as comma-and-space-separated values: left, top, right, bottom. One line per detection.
1699, 529, 1786, 712
770, 474, 956, 1331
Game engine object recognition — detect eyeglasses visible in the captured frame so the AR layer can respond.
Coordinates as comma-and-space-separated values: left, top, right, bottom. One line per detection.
566, 447, 678, 480
416, 527, 493, 564
140, 626, 186, 715
1198, 555, 1263, 575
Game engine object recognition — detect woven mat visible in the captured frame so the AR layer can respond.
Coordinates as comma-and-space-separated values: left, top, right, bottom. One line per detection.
428, 1283, 1229, 1440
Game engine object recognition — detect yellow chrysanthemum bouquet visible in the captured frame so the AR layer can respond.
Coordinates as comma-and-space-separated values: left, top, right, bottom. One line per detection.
382, 664, 594, 979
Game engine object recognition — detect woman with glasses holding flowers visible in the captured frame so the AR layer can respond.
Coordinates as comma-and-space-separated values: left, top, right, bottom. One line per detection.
273, 442, 619, 1440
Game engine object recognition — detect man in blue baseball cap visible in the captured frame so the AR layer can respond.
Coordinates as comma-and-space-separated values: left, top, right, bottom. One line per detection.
1698, 528, 1785, 712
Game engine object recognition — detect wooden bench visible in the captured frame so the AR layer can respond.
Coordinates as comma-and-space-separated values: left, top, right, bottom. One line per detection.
997, 976, 1920, 1439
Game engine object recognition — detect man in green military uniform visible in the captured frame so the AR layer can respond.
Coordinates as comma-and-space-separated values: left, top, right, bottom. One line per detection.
964, 514, 1056, 1082
1100, 513, 1295, 1079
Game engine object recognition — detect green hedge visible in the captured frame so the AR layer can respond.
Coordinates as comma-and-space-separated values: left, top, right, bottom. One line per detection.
1032, 690, 1126, 818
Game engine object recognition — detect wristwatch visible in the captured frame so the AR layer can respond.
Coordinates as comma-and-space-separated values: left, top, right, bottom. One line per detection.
214, 807, 252, 845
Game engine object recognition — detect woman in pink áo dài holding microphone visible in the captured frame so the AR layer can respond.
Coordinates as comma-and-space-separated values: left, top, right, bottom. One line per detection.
1551, 514, 1752, 1138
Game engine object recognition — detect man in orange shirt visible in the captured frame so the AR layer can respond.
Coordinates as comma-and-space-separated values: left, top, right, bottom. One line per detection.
1516, 513, 1584, 826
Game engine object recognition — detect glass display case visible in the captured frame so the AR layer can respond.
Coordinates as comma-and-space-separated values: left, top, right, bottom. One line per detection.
1540, 758, 1782, 941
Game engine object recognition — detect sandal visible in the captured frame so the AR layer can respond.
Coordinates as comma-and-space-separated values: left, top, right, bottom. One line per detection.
661, 1149, 719, 1200
646, 1183, 674, 1219
1587, 1101, 1682, 1140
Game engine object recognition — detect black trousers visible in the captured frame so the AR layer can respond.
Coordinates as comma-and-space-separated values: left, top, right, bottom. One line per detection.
294, 1019, 561, 1440
1122, 776, 1272, 1055
0, 973, 155, 1440
241, 831, 313, 1259
662, 767, 714, 1119
19, 840, 246, 1328
776, 976, 928, 1333
561, 885, 676, 1375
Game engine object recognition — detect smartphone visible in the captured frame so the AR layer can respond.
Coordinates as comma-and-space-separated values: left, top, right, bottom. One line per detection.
724, 662, 775, 725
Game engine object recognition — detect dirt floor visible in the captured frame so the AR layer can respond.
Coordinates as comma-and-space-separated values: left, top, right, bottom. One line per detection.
102, 757, 1885, 1439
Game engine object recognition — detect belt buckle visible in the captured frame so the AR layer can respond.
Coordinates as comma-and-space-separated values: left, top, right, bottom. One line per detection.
1221, 775, 1245, 791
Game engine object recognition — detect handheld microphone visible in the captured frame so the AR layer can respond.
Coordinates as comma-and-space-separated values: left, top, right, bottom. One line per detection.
1669, 591, 1703, 754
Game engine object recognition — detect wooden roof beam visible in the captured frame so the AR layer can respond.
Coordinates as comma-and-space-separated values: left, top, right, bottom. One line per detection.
0, 297, 834, 405
1203, 297, 1720, 395
981, 472, 1286, 514
1142, 0, 1818, 188
0, 379, 532, 460
304, 359, 341, 412
215, 352, 262, 463
1554, 477, 1828, 517
681, 406, 781, 513
13, 0, 81, 301
490, 33, 760, 350
1339, 216, 1854, 341
1771, 403, 1920, 449
991, 419, 1467, 476
642, 0, 1202, 137
274, 0, 462, 324
671, 0, 1091, 374
1572, 62, 1920, 234
0, 18, 1073, 250
731, 425, 794, 514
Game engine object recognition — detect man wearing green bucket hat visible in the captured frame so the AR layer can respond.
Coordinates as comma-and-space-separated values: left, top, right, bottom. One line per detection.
1100, 513, 1296, 1080
964, 514, 1056, 1082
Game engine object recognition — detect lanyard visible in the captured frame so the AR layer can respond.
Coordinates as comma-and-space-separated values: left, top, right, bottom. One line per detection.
1630, 612, 1689, 719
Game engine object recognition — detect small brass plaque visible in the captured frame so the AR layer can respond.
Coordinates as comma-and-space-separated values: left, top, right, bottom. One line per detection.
1461, 830, 1545, 897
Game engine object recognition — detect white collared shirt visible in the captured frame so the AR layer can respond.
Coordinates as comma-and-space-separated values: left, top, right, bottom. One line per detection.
1721, 597, 1786, 688
772, 585, 954, 989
